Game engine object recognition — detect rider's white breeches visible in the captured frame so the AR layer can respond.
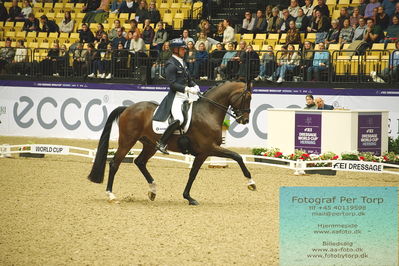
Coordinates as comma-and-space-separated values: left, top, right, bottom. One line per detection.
171, 92, 188, 124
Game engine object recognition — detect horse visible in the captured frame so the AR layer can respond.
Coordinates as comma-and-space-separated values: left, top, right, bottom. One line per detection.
88, 81, 256, 205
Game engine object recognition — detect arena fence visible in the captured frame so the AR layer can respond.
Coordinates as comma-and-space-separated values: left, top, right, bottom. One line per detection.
1, 143, 398, 176
0, 47, 397, 84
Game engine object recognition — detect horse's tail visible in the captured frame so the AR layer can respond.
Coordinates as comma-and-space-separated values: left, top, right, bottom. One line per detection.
88, 106, 127, 184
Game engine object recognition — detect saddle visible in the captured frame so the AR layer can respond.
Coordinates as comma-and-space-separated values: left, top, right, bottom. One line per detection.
152, 100, 193, 135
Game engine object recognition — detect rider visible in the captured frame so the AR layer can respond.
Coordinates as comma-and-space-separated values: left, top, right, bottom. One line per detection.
154, 39, 200, 154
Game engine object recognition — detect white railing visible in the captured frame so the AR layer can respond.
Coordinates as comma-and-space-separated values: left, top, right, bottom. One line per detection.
1, 144, 399, 176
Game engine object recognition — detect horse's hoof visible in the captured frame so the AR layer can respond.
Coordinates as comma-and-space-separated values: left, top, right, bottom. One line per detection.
107, 198, 120, 204
189, 199, 199, 206
148, 191, 156, 201
248, 183, 257, 191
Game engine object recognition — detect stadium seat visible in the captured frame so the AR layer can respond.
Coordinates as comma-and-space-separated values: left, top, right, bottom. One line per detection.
364, 55, 380, 74
266, 33, 279, 46
386, 43, 396, 52
253, 33, 266, 46
119, 13, 130, 22
328, 43, 341, 51
64, 3, 74, 11
14, 22, 24, 31
279, 33, 287, 44
305, 33, 316, 43
75, 3, 85, 9
16, 31, 26, 40
4, 31, 16, 39
163, 13, 174, 27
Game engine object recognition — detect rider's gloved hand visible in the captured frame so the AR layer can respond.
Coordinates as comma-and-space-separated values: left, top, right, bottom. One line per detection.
192, 85, 200, 93
185, 86, 199, 95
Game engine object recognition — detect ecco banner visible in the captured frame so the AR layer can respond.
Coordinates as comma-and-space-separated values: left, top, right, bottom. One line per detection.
0, 83, 398, 147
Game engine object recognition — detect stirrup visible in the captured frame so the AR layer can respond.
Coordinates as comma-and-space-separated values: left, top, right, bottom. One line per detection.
156, 141, 169, 155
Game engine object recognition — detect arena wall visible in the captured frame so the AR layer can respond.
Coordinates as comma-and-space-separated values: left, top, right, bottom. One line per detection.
0, 80, 398, 148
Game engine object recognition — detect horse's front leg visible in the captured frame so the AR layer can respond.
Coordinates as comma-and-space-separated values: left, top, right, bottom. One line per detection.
183, 154, 207, 205
209, 146, 256, 191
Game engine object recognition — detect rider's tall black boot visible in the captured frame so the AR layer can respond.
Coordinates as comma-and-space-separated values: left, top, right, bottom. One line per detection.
156, 120, 181, 155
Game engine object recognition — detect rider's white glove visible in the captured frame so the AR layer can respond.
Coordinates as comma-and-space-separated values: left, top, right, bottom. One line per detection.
192, 85, 200, 93
185, 86, 199, 95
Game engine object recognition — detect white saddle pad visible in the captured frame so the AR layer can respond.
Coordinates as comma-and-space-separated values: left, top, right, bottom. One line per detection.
152, 103, 194, 134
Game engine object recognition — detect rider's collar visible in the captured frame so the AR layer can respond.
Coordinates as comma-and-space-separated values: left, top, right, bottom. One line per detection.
172, 54, 185, 68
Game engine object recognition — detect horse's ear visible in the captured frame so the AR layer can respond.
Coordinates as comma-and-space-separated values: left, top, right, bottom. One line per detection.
246, 81, 252, 92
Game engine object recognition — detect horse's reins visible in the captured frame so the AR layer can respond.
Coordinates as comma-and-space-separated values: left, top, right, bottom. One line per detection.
197, 88, 251, 120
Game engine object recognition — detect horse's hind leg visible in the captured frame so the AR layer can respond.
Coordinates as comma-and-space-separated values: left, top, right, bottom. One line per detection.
134, 142, 157, 201
106, 136, 138, 202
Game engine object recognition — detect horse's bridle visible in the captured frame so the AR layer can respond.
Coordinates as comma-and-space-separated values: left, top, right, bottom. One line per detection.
197, 87, 251, 121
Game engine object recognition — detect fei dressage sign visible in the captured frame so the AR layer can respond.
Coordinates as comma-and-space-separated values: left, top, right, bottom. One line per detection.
0, 81, 399, 148
332, 161, 383, 173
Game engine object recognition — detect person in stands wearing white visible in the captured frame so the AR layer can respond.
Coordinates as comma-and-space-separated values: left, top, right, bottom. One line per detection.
222, 19, 235, 46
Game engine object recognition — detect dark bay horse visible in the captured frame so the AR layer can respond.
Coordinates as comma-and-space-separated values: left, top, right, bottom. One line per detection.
88, 81, 256, 205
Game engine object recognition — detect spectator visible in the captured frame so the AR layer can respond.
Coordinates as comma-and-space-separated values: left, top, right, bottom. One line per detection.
315, 97, 334, 110
151, 41, 171, 79
393, 3, 399, 18
195, 31, 210, 51
135, 0, 149, 23
376, 41, 399, 82
255, 45, 275, 80
308, 10, 330, 43
279, 9, 294, 33
185, 41, 196, 76
58, 11, 74, 33
82, 0, 100, 13
129, 19, 141, 36
151, 22, 168, 53
364, 18, 385, 44
79, 23, 95, 44
125, 31, 133, 49
95, 23, 106, 42
267, 7, 282, 33
8, 0, 21, 21
119, 0, 138, 13
314, 0, 330, 17
197, 19, 214, 38
193, 42, 208, 79
112, 27, 127, 48
98, 43, 113, 79
339, 19, 354, 44
302, 0, 314, 18
295, 8, 310, 32
109, 20, 122, 41
6, 40, 28, 75
181, 29, 194, 46
288, 0, 300, 18
376, 6, 390, 30
23, 13, 40, 32
352, 18, 367, 42
96, 0, 111, 13
97, 32, 110, 50
40, 15, 59, 33
302, 41, 314, 80
0, 2, 8, 22
73, 43, 87, 76
304, 94, 317, 109
39, 42, 59, 76
268, 44, 300, 83
113, 42, 129, 76
338, 7, 350, 29
286, 20, 301, 45
238, 44, 260, 81
129, 31, 146, 59
240, 10, 255, 34
365, 0, 380, 18
214, 42, 236, 81
358, 0, 367, 17
21, 0, 32, 20
0, 38, 15, 73
213, 22, 225, 43
209, 43, 225, 79
142, 19, 155, 44
222, 19, 235, 45
265, 5, 273, 20
253, 10, 267, 33
350, 7, 361, 28
382, 0, 396, 18
53, 44, 68, 77
307, 42, 329, 81
148, 1, 160, 24
87, 43, 101, 78
386, 15, 399, 41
